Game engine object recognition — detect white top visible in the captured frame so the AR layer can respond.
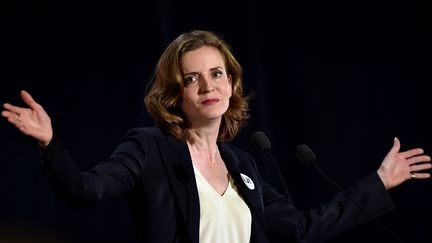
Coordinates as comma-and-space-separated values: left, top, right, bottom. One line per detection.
193, 163, 252, 243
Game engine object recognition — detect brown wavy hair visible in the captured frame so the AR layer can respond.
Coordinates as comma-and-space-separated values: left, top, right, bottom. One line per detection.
144, 30, 250, 141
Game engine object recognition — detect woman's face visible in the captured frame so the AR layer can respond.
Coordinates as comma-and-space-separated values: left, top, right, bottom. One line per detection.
181, 46, 232, 127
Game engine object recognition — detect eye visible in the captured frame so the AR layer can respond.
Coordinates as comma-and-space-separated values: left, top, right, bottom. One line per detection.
212, 70, 224, 79
184, 75, 199, 85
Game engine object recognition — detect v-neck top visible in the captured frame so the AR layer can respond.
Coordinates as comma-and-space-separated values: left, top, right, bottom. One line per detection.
192, 163, 252, 243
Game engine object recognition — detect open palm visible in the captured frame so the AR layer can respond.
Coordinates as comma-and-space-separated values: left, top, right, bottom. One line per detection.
2, 90, 53, 147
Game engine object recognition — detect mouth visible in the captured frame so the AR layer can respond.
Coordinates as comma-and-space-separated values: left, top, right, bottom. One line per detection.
201, 98, 219, 105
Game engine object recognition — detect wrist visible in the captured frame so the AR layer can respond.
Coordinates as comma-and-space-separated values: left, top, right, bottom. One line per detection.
377, 169, 389, 190
38, 135, 52, 149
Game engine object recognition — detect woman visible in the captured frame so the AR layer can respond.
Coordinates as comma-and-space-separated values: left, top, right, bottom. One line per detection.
2, 30, 431, 243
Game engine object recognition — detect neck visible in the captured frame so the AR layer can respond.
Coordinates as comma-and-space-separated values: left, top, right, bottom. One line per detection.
186, 117, 221, 146
187, 127, 220, 164
187, 127, 218, 147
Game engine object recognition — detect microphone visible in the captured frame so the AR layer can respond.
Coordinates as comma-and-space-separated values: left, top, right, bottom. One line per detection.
251, 131, 290, 197
295, 144, 403, 243
251, 131, 309, 242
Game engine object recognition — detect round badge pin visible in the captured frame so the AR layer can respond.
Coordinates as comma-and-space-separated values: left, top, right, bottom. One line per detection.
240, 173, 255, 190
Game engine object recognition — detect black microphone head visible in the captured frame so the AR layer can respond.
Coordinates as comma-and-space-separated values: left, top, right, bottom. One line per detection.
251, 131, 271, 152
296, 144, 316, 166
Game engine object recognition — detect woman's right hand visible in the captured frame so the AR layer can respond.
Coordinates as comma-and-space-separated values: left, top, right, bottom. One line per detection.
1, 90, 53, 148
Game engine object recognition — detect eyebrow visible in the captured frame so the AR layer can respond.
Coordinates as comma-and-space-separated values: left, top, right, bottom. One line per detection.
183, 66, 224, 76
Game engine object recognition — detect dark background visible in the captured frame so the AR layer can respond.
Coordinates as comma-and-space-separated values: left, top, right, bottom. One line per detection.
1, 0, 431, 242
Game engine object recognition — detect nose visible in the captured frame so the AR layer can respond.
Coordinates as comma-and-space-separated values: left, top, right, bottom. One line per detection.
199, 75, 214, 93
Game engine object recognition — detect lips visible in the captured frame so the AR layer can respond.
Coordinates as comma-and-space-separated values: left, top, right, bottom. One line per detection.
201, 98, 219, 105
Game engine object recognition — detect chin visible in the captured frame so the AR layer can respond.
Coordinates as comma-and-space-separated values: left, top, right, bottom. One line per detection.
198, 112, 223, 120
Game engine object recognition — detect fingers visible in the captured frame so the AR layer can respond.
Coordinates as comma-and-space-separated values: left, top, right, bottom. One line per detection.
2, 103, 25, 115
409, 156, 432, 180
401, 148, 425, 158
2, 105, 25, 128
2, 91, 41, 127
410, 162, 432, 171
391, 137, 426, 159
1, 110, 24, 128
0, 109, 8, 118
410, 172, 430, 180
408, 155, 431, 165
20, 90, 40, 111
2, 110, 20, 121
2, 92, 29, 127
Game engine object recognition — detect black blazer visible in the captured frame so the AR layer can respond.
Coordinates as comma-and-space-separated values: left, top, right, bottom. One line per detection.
41, 127, 394, 243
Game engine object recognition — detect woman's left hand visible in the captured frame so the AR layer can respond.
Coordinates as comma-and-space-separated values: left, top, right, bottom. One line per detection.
377, 137, 431, 189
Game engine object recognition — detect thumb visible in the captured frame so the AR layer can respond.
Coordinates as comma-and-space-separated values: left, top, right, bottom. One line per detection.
389, 137, 401, 154
20, 90, 39, 110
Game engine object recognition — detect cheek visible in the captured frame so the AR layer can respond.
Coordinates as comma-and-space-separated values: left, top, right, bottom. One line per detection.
182, 89, 193, 103
180, 93, 188, 111
181, 91, 196, 113
226, 84, 233, 98
182, 93, 188, 103
228, 79, 233, 96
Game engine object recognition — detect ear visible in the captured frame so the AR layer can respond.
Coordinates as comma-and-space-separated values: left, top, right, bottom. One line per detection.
228, 75, 233, 86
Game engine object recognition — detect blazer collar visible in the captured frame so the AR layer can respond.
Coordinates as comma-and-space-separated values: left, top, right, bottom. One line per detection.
156, 134, 200, 243
156, 134, 266, 243
219, 143, 267, 233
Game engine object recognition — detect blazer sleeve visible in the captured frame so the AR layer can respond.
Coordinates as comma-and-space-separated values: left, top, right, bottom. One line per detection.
39, 129, 147, 203
262, 172, 395, 242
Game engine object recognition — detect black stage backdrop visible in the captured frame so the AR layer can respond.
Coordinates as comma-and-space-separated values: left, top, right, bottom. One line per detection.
1, 1, 431, 242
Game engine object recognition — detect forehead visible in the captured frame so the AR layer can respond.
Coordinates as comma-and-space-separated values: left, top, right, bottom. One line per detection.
181, 46, 225, 73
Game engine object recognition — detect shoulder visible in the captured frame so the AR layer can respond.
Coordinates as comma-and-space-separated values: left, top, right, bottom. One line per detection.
125, 127, 165, 137
119, 126, 167, 145
223, 143, 249, 155
221, 143, 256, 164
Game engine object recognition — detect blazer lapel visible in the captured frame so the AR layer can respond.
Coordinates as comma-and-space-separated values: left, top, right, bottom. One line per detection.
155, 135, 200, 243
219, 143, 267, 234
154, 134, 267, 243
